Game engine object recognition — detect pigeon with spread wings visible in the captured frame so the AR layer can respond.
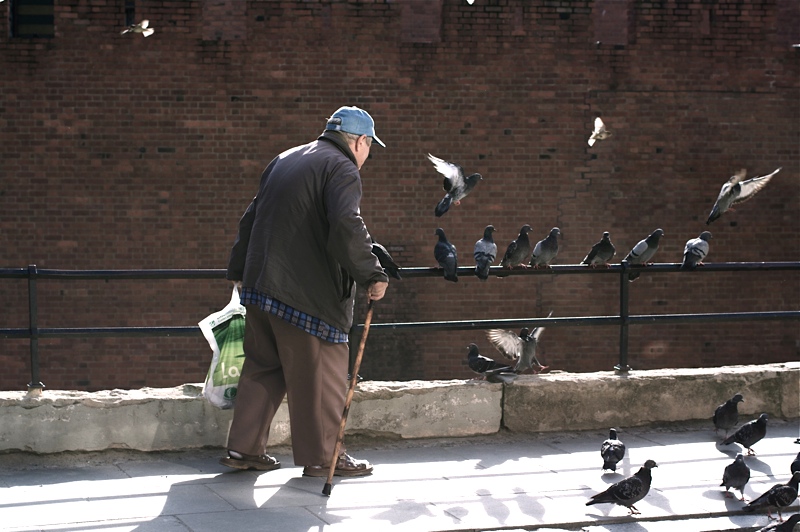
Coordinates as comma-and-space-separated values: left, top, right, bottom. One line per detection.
486, 311, 552, 373
706, 167, 781, 225
427, 153, 482, 217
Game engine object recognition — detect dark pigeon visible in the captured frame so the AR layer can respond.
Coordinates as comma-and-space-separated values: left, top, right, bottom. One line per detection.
624, 228, 664, 281
744, 472, 800, 521
466, 343, 513, 377
586, 459, 658, 515
722, 413, 768, 455
486, 311, 552, 374
713, 393, 744, 436
755, 513, 800, 532
428, 153, 482, 217
601, 428, 626, 472
791, 452, 800, 475
433, 227, 458, 283
371, 240, 402, 280
474, 225, 498, 281
530, 227, 560, 268
680, 231, 712, 271
707, 167, 781, 225
721, 453, 751, 501
582, 231, 616, 268
500, 224, 533, 269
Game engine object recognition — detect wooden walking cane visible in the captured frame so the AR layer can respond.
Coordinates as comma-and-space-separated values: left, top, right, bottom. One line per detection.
322, 299, 375, 496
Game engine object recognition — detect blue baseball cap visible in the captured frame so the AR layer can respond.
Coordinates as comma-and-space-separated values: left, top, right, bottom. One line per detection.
325, 106, 386, 147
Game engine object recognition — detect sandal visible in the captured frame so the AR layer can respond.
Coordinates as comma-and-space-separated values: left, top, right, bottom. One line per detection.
303, 453, 373, 477
219, 451, 281, 471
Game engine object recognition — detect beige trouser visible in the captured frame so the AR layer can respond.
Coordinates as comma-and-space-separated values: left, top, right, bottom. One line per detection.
226, 304, 348, 467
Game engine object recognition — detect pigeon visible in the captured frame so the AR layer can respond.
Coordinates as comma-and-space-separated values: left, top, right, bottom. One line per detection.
755, 514, 800, 532
721, 453, 751, 501
433, 227, 458, 282
600, 428, 626, 472
371, 240, 402, 280
530, 227, 561, 269
744, 472, 800, 521
500, 224, 533, 269
586, 459, 658, 515
680, 231, 712, 271
623, 228, 664, 281
722, 413, 768, 455
474, 225, 498, 281
706, 167, 781, 225
466, 343, 513, 377
486, 311, 552, 374
582, 231, 617, 268
588, 117, 612, 147
427, 153, 482, 217
713, 393, 744, 436
121, 19, 155, 37
791, 452, 800, 475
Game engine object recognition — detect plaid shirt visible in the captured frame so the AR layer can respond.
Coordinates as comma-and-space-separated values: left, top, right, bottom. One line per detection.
240, 287, 348, 344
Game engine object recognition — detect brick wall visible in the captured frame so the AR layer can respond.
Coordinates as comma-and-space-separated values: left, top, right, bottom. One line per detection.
1, 0, 797, 391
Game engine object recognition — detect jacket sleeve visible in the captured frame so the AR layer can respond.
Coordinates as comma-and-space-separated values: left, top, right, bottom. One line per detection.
226, 197, 256, 281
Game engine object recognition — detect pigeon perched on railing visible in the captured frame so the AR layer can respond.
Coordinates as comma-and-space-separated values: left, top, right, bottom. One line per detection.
586, 459, 658, 515
427, 153, 482, 217
713, 392, 744, 437
474, 225, 497, 281
623, 228, 664, 281
706, 167, 781, 225
371, 240, 402, 280
433, 228, 458, 283
582, 231, 616, 268
681, 231, 712, 271
121, 19, 155, 37
500, 224, 533, 269
600, 428, 626, 472
530, 227, 561, 269
588, 117, 612, 147
486, 311, 552, 374
721, 453, 751, 501
755, 513, 800, 532
743, 471, 800, 521
722, 413, 768, 455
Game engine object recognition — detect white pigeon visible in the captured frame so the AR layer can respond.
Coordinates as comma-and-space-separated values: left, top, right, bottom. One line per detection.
588, 117, 612, 146
121, 19, 155, 37
681, 231, 711, 271
706, 167, 781, 224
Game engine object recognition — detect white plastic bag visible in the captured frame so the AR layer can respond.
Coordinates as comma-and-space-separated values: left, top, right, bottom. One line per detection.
200, 286, 246, 409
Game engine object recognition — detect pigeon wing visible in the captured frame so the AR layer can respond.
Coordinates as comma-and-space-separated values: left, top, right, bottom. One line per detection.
731, 167, 780, 207
428, 153, 465, 193
486, 329, 524, 361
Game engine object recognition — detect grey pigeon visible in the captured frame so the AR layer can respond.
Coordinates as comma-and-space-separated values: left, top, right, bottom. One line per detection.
791, 452, 800, 475
588, 117, 612, 147
680, 231, 712, 271
500, 224, 533, 269
372, 240, 402, 280
466, 343, 513, 377
474, 225, 498, 281
601, 428, 626, 472
713, 393, 744, 436
486, 311, 552, 374
707, 167, 781, 225
433, 228, 458, 283
586, 459, 658, 515
582, 231, 616, 268
530, 227, 561, 269
744, 472, 800, 521
624, 228, 664, 281
722, 413, 768, 455
755, 513, 800, 532
428, 153, 482, 217
721, 453, 751, 501
121, 19, 155, 37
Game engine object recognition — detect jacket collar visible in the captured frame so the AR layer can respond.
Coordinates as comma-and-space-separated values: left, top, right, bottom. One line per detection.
318, 130, 358, 166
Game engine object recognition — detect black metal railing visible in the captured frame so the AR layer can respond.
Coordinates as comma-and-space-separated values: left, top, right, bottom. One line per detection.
1, 262, 799, 391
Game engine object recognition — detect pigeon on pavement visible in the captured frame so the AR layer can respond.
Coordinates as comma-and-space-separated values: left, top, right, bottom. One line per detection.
372, 240, 402, 280
428, 153, 482, 217
743, 472, 800, 521
500, 224, 533, 269
681, 231, 712, 271
466, 343, 513, 377
713, 393, 744, 436
582, 231, 616, 268
721, 453, 751, 501
434, 228, 458, 282
722, 413, 768, 455
474, 225, 498, 281
706, 167, 781, 225
601, 428, 626, 472
530, 227, 561, 268
121, 19, 155, 37
791, 452, 800, 475
755, 514, 800, 532
586, 460, 658, 515
623, 228, 664, 281
486, 311, 552, 373
588, 117, 612, 147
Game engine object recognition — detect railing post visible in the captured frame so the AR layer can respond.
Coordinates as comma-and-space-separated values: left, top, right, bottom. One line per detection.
27, 264, 45, 395
615, 261, 631, 373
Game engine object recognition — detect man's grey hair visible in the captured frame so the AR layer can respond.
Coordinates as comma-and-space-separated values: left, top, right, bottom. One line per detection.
335, 130, 371, 146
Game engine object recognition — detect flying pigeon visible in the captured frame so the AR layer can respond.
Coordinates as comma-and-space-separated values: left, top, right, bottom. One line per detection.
530, 227, 561, 269
680, 231, 712, 271
500, 224, 533, 269
791, 452, 800, 475
743, 472, 800, 521
623, 228, 664, 281
466, 343, 513, 377
713, 393, 744, 436
121, 19, 155, 37
433, 227, 458, 282
582, 231, 616, 268
427, 153, 482, 217
486, 311, 553, 374
721, 453, 751, 501
722, 413, 768, 455
755, 514, 800, 532
600, 428, 626, 472
474, 225, 498, 281
371, 240, 402, 280
586, 460, 658, 515
588, 117, 612, 147
706, 167, 781, 225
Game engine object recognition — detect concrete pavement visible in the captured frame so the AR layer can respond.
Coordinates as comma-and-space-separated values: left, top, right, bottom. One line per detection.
0, 419, 798, 532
